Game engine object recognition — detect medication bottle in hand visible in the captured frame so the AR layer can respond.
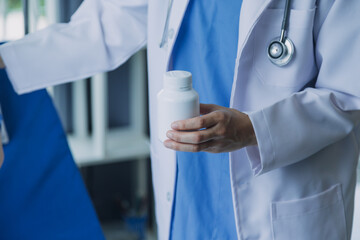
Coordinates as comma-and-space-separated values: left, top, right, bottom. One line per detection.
157, 71, 199, 143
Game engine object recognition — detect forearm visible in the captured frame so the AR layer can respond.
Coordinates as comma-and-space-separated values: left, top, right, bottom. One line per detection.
247, 88, 360, 176
0, 0, 148, 94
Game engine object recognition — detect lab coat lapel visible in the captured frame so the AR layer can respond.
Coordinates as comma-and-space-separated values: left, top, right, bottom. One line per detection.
165, 0, 190, 70
230, 0, 273, 109
238, 0, 273, 59
228, 1, 275, 234
165, 0, 274, 71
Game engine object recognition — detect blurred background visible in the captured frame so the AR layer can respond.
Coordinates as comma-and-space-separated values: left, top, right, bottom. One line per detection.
0, 0, 359, 239
1, 0, 154, 239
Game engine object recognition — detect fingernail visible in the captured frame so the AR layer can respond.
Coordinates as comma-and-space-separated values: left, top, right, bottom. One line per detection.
167, 131, 174, 139
164, 141, 172, 148
171, 122, 179, 129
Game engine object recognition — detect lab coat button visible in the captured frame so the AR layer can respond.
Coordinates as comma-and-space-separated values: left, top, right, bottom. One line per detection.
168, 29, 174, 39
166, 192, 171, 202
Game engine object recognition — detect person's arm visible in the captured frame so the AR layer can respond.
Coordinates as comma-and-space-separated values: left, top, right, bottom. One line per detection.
244, 0, 360, 175
0, 0, 148, 94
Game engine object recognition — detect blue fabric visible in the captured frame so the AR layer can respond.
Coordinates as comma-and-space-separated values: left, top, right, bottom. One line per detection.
170, 0, 242, 239
0, 67, 104, 239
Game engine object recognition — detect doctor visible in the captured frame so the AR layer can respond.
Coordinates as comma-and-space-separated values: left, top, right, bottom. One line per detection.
1, 0, 360, 239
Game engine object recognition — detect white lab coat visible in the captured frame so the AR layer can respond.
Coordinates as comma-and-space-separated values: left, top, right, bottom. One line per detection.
1, 0, 360, 239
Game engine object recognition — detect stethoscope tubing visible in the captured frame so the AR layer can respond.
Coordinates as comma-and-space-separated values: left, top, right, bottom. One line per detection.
160, 0, 174, 48
268, 0, 294, 67
280, 0, 291, 42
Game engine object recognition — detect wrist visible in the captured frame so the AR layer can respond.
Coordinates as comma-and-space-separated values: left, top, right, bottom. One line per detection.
245, 115, 258, 146
232, 109, 258, 147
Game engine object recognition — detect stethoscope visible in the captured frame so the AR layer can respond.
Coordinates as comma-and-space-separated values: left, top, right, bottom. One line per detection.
267, 0, 295, 67
160, 0, 294, 67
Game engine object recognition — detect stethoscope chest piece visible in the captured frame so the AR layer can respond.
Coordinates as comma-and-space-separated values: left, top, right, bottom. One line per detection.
267, 37, 294, 67
266, 0, 295, 67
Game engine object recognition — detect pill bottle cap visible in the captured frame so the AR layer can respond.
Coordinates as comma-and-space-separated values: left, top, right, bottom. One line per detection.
164, 71, 192, 91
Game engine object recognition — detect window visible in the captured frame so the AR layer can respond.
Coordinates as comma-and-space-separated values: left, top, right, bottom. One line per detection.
0, 0, 52, 41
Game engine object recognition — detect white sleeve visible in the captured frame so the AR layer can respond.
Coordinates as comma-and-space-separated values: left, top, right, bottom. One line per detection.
246, 0, 360, 175
0, 0, 148, 94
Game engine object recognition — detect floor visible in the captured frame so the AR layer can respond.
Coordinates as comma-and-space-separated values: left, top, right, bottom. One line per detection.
102, 222, 157, 240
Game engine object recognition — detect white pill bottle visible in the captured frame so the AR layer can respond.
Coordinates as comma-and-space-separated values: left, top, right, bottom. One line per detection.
157, 71, 199, 142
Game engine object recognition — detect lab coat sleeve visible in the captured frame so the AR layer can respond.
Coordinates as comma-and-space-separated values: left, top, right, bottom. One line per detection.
246, 0, 360, 176
0, 0, 148, 94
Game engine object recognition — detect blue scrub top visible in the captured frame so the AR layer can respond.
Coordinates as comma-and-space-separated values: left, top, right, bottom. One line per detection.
171, 0, 242, 239
0, 65, 104, 239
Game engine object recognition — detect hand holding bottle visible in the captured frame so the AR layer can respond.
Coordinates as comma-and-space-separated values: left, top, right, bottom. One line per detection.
164, 103, 257, 153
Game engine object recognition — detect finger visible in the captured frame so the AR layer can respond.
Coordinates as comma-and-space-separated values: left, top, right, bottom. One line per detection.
200, 103, 221, 115
171, 113, 218, 131
163, 139, 214, 152
167, 128, 216, 144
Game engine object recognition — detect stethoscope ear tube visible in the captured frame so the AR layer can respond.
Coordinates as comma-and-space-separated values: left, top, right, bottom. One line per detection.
160, 0, 174, 48
267, 0, 295, 67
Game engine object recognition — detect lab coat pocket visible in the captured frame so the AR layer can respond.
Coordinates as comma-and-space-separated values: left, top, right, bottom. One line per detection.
253, 8, 317, 88
270, 184, 347, 240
